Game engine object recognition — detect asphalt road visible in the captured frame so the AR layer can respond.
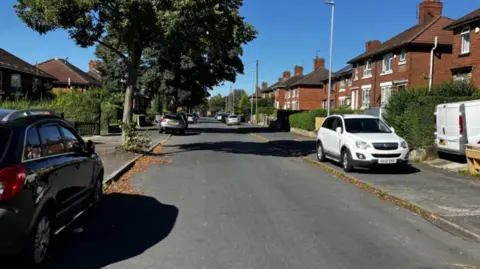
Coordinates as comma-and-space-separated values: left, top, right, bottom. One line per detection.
45, 118, 480, 269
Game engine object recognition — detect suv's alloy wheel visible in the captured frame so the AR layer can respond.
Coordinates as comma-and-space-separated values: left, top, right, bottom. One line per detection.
31, 214, 52, 265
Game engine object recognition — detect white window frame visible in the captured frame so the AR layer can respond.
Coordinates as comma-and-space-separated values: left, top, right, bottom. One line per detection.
11, 74, 21, 89
348, 77, 352, 86
339, 96, 347, 107
363, 60, 372, 78
380, 82, 393, 107
292, 89, 296, 98
339, 79, 346, 91
461, 26, 471, 55
354, 63, 359, 80
382, 54, 393, 75
399, 49, 407, 65
361, 86, 371, 108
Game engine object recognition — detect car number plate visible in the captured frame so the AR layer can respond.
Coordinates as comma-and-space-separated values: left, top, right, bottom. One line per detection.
439, 139, 447, 146
167, 121, 177, 125
378, 159, 397, 164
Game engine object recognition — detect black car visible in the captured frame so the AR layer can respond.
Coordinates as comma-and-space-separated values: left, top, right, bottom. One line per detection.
0, 109, 103, 266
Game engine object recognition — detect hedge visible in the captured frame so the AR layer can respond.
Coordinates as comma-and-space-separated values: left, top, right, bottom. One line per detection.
289, 108, 358, 131
0, 89, 124, 131
383, 80, 480, 150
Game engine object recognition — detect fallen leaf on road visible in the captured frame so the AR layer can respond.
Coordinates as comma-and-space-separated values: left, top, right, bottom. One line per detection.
105, 144, 171, 195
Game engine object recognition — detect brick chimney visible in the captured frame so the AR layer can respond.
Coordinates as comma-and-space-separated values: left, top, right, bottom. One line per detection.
278, 77, 283, 82
294, 65, 304, 76
262, 81, 268, 89
419, 0, 443, 24
283, 71, 291, 79
314, 57, 325, 70
365, 40, 381, 52
89, 60, 98, 72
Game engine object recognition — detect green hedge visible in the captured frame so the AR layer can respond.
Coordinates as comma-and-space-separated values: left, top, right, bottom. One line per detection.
383, 80, 480, 149
289, 109, 358, 131
0, 89, 124, 131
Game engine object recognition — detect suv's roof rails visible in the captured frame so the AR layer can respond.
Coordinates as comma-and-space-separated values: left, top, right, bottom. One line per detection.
0, 109, 58, 122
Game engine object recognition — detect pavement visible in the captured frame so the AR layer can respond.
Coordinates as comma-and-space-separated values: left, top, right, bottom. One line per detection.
44, 118, 480, 269
84, 130, 170, 182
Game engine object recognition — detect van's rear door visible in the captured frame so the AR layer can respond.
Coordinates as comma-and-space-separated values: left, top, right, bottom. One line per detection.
437, 103, 463, 154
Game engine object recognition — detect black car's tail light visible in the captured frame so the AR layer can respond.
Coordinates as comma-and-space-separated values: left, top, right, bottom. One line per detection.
0, 164, 27, 200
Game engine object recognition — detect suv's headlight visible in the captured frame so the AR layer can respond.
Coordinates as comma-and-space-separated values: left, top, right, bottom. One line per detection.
355, 141, 371, 150
400, 140, 408, 149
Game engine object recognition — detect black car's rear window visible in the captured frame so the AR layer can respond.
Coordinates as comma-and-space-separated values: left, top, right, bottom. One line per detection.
0, 127, 11, 157
164, 115, 182, 120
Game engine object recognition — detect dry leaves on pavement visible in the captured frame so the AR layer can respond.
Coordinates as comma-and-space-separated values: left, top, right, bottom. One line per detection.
104, 144, 171, 195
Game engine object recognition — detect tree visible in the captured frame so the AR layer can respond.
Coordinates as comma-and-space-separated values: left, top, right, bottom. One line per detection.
227, 89, 247, 113
238, 93, 250, 115
16, 0, 256, 143
209, 94, 226, 112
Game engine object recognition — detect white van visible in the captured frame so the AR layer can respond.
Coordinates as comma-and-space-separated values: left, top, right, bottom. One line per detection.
435, 100, 480, 155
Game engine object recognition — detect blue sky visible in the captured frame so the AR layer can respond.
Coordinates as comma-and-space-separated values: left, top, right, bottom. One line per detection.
1, 0, 478, 96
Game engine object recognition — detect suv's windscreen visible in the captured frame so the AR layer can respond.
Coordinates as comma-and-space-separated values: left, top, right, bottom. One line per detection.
344, 118, 391, 133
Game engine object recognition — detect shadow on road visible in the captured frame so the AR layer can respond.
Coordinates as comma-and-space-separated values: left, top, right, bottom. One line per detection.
44, 193, 178, 269
164, 140, 317, 158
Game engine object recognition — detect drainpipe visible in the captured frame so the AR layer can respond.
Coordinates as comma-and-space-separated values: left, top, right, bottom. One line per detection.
429, 36, 438, 91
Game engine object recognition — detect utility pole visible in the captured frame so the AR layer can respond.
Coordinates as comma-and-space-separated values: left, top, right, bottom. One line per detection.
325, 0, 335, 117
251, 69, 254, 123
232, 86, 235, 114
255, 60, 259, 122
225, 95, 227, 112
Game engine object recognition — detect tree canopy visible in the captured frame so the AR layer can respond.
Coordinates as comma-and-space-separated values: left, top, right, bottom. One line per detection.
15, 0, 257, 141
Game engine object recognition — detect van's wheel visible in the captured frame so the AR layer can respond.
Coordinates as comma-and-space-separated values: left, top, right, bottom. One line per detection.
341, 149, 354, 172
24, 210, 54, 267
317, 141, 326, 162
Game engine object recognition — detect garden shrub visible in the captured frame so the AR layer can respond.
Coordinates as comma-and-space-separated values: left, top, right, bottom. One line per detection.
289, 108, 357, 131
384, 80, 479, 150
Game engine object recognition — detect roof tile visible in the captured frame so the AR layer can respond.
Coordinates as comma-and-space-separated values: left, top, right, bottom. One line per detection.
37, 59, 102, 87
0, 48, 56, 79
445, 8, 480, 30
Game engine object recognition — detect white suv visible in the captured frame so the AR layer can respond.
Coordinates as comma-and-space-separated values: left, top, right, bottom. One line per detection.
316, 114, 410, 172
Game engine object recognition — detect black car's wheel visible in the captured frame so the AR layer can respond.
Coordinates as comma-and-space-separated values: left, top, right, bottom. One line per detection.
341, 149, 354, 172
24, 210, 53, 267
317, 141, 326, 162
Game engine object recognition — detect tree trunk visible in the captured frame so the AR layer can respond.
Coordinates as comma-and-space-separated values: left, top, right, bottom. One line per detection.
121, 49, 140, 144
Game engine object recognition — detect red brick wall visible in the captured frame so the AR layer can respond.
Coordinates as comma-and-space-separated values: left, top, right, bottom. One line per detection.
275, 88, 285, 108
351, 46, 452, 107
297, 86, 324, 110
451, 21, 480, 87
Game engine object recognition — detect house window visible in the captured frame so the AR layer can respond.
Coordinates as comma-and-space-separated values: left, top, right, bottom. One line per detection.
381, 85, 392, 107
11, 74, 21, 89
322, 100, 327, 109
362, 87, 371, 108
454, 71, 471, 82
354, 64, 359, 80
339, 97, 347, 107
364, 60, 372, 77
399, 49, 406, 64
292, 89, 296, 98
382, 54, 393, 74
296, 89, 300, 97
340, 80, 346, 91
461, 27, 471, 55
348, 78, 352, 86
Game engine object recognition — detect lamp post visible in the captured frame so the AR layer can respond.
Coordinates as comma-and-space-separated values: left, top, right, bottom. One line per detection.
325, 0, 335, 117
251, 68, 255, 123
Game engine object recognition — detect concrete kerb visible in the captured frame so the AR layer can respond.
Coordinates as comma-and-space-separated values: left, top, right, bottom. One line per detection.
102, 134, 172, 185
248, 132, 480, 243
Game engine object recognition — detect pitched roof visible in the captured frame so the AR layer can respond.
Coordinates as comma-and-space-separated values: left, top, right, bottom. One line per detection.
445, 8, 480, 30
290, 67, 330, 87
333, 65, 352, 78
271, 74, 305, 89
37, 58, 102, 87
348, 16, 454, 64
0, 48, 56, 79
87, 70, 102, 83
261, 81, 278, 92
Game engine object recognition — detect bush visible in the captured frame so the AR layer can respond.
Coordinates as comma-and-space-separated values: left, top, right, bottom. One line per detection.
384, 80, 479, 149
119, 121, 151, 152
289, 108, 357, 131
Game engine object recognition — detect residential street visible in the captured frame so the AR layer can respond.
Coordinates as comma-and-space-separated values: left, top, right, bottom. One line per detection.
44, 117, 480, 269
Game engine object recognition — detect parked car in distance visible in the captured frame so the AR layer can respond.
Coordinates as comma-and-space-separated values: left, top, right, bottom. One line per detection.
159, 114, 187, 134
316, 114, 410, 172
0, 109, 103, 266
216, 113, 225, 121
226, 115, 240, 126
435, 100, 480, 156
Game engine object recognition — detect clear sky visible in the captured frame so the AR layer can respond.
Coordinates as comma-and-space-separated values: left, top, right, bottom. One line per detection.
1, 0, 478, 96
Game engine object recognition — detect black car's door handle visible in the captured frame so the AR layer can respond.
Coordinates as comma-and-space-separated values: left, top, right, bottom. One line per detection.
75, 163, 81, 169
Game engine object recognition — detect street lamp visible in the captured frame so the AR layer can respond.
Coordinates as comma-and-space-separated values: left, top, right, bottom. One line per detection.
325, 0, 335, 116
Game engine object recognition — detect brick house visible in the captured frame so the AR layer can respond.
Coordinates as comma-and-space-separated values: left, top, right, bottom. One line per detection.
0, 48, 56, 99
37, 58, 102, 92
444, 8, 480, 86
325, 65, 353, 109
87, 60, 103, 84
285, 57, 330, 110
270, 68, 305, 110
347, 0, 454, 109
